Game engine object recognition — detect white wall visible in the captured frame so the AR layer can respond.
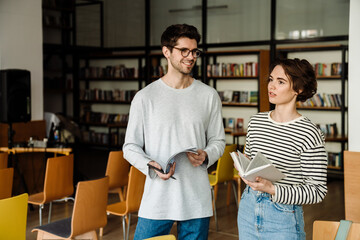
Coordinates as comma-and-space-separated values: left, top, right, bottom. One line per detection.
348, 0, 360, 151
0, 0, 43, 120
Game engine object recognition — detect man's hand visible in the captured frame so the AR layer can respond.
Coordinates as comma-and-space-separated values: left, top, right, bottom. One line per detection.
186, 149, 207, 167
242, 176, 275, 195
148, 160, 176, 180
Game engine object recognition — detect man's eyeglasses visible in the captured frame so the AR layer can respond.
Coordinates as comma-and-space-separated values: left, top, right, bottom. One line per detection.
170, 46, 202, 58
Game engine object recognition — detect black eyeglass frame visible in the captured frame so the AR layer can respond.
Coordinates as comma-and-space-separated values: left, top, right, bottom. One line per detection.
168, 46, 202, 58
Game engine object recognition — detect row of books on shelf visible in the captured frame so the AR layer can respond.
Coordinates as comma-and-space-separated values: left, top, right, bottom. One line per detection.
82, 130, 125, 146
150, 65, 201, 78
327, 152, 342, 168
81, 111, 129, 124
43, 14, 71, 28
43, 0, 73, 9
317, 123, 338, 136
207, 62, 258, 77
297, 93, 342, 108
44, 77, 73, 90
80, 89, 137, 102
223, 117, 245, 130
151, 65, 167, 78
313, 62, 343, 76
218, 90, 258, 104
79, 65, 139, 79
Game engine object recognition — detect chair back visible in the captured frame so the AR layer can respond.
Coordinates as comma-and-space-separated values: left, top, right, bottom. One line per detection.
0, 152, 8, 169
71, 176, 109, 237
145, 234, 177, 240
43, 154, 74, 202
126, 166, 146, 213
106, 151, 130, 190
313, 220, 360, 239
0, 168, 14, 200
0, 193, 28, 240
344, 151, 360, 222
215, 144, 237, 183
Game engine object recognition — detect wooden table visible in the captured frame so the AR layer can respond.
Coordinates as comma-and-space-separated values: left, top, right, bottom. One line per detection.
0, 147, 72, 196
225, 128, 247, 149
0, 147, 72, 156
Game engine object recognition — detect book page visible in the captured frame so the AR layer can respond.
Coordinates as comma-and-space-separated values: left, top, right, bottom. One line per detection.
237, 150, 250, 171
230, 152, 244, 176
242, 152, 285, 182
163, 146, 198, 173
246, 152, 270, 172
243, 164, 285, 182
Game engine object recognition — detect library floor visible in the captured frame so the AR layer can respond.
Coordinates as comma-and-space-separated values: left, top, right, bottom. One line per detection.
26, 178, 344, 240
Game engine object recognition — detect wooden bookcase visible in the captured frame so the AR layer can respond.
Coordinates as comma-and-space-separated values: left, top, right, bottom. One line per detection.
73, 49, 270, 149
276, 44, 348, 176
77, 52, 145, 149
205, 50, 270, 145
42, 0, 75, 117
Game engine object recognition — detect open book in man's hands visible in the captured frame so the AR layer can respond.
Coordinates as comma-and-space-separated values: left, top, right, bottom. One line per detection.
156, 147, 198, 174
230, 150, 285, 182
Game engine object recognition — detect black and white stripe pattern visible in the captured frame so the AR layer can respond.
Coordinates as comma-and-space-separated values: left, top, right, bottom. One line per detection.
245, 111, 328, 205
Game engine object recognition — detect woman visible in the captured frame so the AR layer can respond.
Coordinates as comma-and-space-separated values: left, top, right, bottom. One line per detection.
236, 58, 327, 239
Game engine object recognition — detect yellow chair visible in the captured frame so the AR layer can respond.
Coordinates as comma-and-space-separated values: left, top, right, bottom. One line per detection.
231, 168, 242, 206
100, 150, 130, 236
344, 151, 360, 222
0, 167, 14, 200
227, 144, 246, 207
0, 193, 28, 240
32, 176, 109, 240
208, 144, 238, 231
313, 220, 360, 239
0, 152, 8, 169
28, 154, 74, 225
145, 234, 177, 240
106, 166, 146, 240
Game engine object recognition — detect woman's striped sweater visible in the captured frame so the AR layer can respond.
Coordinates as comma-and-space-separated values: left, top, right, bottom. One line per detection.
244, 111, 328, 205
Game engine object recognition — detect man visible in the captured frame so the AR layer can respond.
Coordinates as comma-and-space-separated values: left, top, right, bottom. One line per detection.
123, 24, 225, 240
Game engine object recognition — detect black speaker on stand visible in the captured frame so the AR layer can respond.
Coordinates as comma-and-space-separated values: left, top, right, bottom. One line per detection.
0, 69, 31, 194
0, 69, 31, 147
0, 69, 31, 123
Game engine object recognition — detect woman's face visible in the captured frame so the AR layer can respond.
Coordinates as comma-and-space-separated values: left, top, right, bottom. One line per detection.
268, 65, 299, 106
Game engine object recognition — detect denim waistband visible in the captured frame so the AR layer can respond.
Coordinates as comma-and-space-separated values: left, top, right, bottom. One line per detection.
244, 185, 272, 198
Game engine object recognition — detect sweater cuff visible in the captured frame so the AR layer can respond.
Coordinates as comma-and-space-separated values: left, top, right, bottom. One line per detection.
271, 184, 280, 202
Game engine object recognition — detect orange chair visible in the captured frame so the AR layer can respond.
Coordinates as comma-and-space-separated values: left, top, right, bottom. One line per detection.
106, 151, 130, 201
344, 151, 360, 222
32, 176, 109, 240
106, 166, 146, 240
100, 151, 130, 236
0, 152, 8, 169
28, 154, 74, 225
313, 220, 360, 240
0, 193, 28, 240
208, 144, 238, 231
0, 168, 14, 200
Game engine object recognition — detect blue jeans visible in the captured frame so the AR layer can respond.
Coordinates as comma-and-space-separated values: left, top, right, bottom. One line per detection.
134, 217, 210, 240
238, 186, 305, 240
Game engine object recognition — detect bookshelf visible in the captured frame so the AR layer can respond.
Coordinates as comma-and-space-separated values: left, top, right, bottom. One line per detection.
42, 0, 75, 117
69, 1, 349, 155
276, 45, 348, 175
205, 50, 270, 145
77, 52, 145, 149
73, 49, 269, 149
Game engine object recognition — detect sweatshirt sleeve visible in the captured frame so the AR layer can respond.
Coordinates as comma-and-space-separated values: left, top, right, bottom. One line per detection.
122, 94, 155, 177
272, 144, 328, 205
204, 92, 226, 167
